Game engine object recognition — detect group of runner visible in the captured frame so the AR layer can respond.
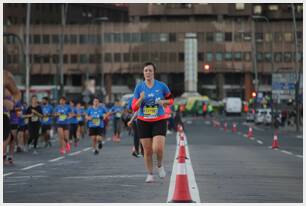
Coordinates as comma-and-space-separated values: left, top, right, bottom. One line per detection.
4, 62, 175, 183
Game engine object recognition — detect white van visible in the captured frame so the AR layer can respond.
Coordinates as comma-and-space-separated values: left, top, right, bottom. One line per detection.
225, 97, 242, 115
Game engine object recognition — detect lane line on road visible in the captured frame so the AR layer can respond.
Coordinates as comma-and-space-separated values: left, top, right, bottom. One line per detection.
281, 150, 293, 155
296, 155, 303, 158
48, 156, 65, 162
68, 151, 82, 156
256, 140, 263, 144
20, 163, 45, 171
4, 172, 15, 177
82, 147, 92, 152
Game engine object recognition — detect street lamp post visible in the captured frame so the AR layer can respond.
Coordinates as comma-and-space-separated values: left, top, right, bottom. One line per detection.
25, 3, 31, 104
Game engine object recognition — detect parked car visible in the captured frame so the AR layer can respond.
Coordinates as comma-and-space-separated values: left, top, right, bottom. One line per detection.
246, 109, 255, 122
255, 108, 272, 124
225, 97, 242, 116
263, 109, 272, 125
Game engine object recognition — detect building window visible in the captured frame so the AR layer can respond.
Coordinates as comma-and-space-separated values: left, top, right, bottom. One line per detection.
255, 32, 263, 42
268, 5, 279, 11
79, 35, 88, 44
80, 54, 88, 64
160, 33, 169, 42
244, 52, 251, 61
71, 54, 78, 64
254, 5, 262, 14
123, 53, 130, 62
33, 35, 41, 44
64, 55, 68, 64
169, 33, 176, 42
179, 53, 184, 62
235, 3, 245, 10
160, 52, 167, 62
234, 52, 242, 61
215, 32, 224, 42
114, 53, 121, 62
243, 32, 251, 41
88, 35, 96, 44
234, 32, 243, 42
274, 52, 282, 62
34, 55, 41, 63
256, 52, 263, 62
131, 33, 141, 43
113, 33, 122, 43
297, 32, 302, 42
169, 52, 177, 62
198, 52, 204, 61
206, 52, 213, 62
52, 55, 59, 64
104, 33, 113, 43
284, 32, 293, 42
274, 32, 282, 42
43, 55, 50, 63
225, 52, 232, 61
89, 54, 95, 64
206, 32, 214, 42
151, 33, 160, 42
150, 52, 159, 62
42, 35, 50, 44
104, 53, 112, 62
52, 35, 59, 44
197, 32, 205, 42
70, 35, 77, 44
132, 52, 139, 62
264, 52, 272, 62
215, 52, 223, 61
224, 32, 232, 42
141, 33, 150, 43
284, 52, 292, 62
297, 52, 303, 62
123, 33, 131, 43
264, 33, 272, 42
141, 52, 149, 62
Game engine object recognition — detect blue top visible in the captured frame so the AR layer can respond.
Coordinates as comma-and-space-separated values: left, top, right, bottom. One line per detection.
110, 105, 124, 119
75, 107, 85, 122
41, 104, 53, 125
69, 106, 78, 124
133, 80, 171, 121
86, 106, 108, 128
54, 104, 71, 125
18, 106, 28, 126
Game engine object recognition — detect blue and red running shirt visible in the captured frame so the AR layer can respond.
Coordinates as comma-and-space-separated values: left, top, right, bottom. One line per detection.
132, 80, 173, 122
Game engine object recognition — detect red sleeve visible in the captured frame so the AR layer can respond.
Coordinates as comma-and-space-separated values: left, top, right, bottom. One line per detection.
131, 98, 139, 112
165, 93, 174, 105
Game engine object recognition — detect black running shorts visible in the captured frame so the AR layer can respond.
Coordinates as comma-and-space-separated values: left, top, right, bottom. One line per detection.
4, 114, 11, 141
57, 124, 69, 130
89, 127, 102, 136
41, 125, 52, 133
137, 119, 167, 139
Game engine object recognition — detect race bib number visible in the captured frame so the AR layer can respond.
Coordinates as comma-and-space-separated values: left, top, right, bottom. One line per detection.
115, 112, 122, 118
32, 115, 39, 122
59, 114, 67, 121
43, 116, 49, 122
92, 118, 100, 126
77, 115, 82, 121
143, 106, 158, 116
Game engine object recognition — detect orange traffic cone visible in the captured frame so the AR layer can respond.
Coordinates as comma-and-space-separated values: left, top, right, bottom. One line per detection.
272, 131, 280, 149
247, 127, 253, 138
232, 122, 237, 133
170, 145, 194, 203
224, 122, 227, 132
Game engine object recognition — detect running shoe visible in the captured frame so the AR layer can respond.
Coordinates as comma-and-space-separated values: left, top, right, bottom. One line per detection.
16, 146, 22, 153
98, 141, 103, 150
7, 156, 13, 164
94, 149, 99, 155
132, 151, 139, 158
65, 143, 71, 153
48, 141, 52, 147
33, 150, 38, 155
145, 174, 154, 183
158, 166, 166, 178
60, 148, 66, 155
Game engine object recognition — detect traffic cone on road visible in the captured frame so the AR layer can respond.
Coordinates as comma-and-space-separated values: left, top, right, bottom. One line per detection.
232, 122, 237, 133
272, 131, 280, 149
224, 122, 227, 132
247, 127, 253, 138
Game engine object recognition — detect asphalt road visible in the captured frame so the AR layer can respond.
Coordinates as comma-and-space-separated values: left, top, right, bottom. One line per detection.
3, 115, 303, 203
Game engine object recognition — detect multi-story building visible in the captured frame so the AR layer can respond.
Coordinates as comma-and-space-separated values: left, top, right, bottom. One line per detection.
3, 3, 303, 102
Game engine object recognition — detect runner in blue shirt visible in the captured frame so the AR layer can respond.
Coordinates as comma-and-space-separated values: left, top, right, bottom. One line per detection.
86, 97, 109, 155
41, 97, 53, 148
110, 100, 124, 142
16, 103, 30, 152
132, 62, 174, 183
69, 100, 80, 147
54, 96, 72, 155
76, 101, 86, 140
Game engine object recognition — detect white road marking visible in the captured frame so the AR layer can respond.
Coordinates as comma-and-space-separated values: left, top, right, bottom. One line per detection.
243, 134, 248, 137
64, 174, 145, 179
296, 155, 303, 158
281, 150, 293, 155
82, 147, 91, 152
296, 135, 302, 139
48, 156, 65, 162
21, 163, 45, 171
4, 172, 14, 177
257, 140, 263, 144
68, 151, 82, 156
